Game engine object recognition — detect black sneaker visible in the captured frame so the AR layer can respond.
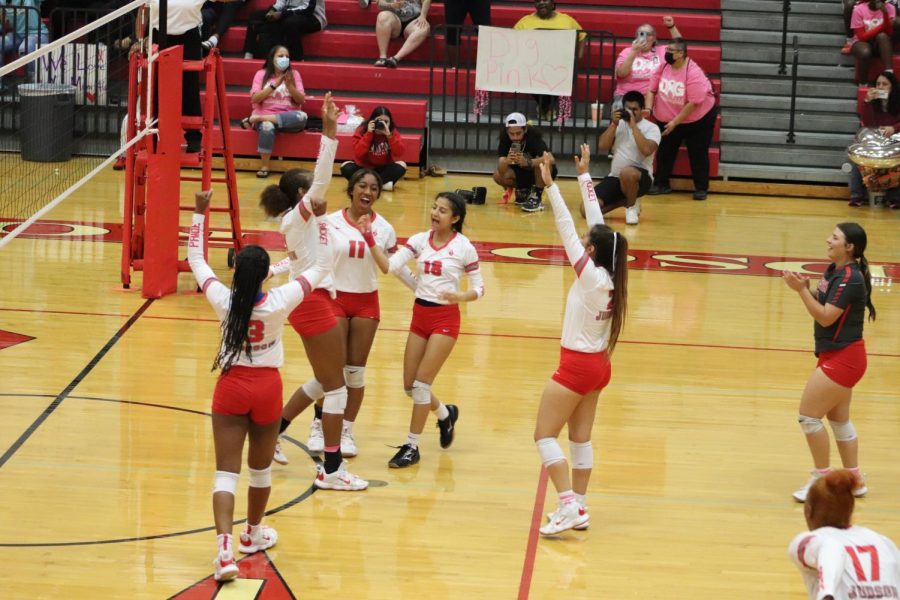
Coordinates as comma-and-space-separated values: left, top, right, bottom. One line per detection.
648, 184, 672, 195
521, 187, 544, 212
692, 190, 708, 201
437, 404, 459, 449
514, 188, 529, 205
388, 444, 420, 468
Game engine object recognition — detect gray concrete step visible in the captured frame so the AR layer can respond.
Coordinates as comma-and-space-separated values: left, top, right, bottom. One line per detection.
719, 162, 847, 184
722, 43, 853, 67
723, 76, 857, 98
722, 108, 859, 134
719, 60, 854, 81
722, 11, 844, 34
721, 29, 844, 47
720, 92, 856, 112
723, 0, 841, 16
720, 127, 854, 148
722, 144, 848, 168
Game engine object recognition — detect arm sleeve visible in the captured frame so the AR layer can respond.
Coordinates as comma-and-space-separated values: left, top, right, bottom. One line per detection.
648, 67, 663, 94
305, 134, 338, 202
388, 242, 416, 274
547, 183, 614, 289
464, 243, 484, 299
388, 129, 406, 160
270, 256, 291, 277
353, 130, 373, 163
187, 213, 230, 312
292, 69, 305, 94
393, 266, 418, 292
823, 267, 863, 310
685, 66, 713, 105
578, 172, 604, 227
250, 69, 265, 95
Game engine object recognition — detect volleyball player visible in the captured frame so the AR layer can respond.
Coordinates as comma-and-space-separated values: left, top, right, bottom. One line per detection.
258, 93, 368, 491
367, 192, 484, 468
187, 188, 331, 582
782, 223, 876, 503
533, 146, 629, 536
789, 469, 900, 599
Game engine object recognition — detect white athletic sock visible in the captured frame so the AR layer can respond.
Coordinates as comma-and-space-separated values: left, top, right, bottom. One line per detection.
559, 490, 576, 506
434, 403, 450, 421
343, 419, 354, 433
574, 492, 586, 506
217, 533, 233, 554
406, 432, 420, 448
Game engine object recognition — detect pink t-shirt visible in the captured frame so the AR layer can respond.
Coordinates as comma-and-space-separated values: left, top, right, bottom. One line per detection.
250, 69, 305, 116
850, 3, 896, 43
614, 45, 666, 97
649, 59, 716, 124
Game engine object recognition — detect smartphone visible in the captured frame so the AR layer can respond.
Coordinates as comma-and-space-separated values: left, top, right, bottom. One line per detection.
876, 89, 890, 100
510, 141, 522, 153
637, 31, 647, 43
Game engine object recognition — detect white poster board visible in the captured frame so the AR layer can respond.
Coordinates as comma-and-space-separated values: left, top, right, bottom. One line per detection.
37, 43, 109, 106
475, 26, 577, 96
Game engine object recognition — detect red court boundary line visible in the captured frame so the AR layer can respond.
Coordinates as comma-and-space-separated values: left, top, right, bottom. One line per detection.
2, 307, 899, 358
518, 467, 549, 600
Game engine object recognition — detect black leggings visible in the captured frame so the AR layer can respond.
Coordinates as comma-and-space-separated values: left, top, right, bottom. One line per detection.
259, 11, 322, 61
444, 0, 491, 46
654, 105, 718, 192
341, 162, 407, 186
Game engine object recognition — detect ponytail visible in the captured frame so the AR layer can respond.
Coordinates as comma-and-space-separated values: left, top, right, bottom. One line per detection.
259, 168, 312, 217
837, 222, 876, 322
587, 225, 629, 355
213, 245, 270, 372
858, 254, 877, 322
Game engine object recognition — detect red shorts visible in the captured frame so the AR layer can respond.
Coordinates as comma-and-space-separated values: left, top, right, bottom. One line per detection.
288, 288, 338, 337
332, 290, 381, 320
551, 347, 611, 395
212, 366, 283, 425
409, 301, 461, 340
817, 340, 867, 388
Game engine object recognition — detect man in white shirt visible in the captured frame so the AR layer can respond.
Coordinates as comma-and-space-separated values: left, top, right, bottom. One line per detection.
594, 90, 661, 225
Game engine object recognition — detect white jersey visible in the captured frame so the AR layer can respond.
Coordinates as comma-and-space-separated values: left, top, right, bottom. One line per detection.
326, 208, 397, 293
187, 213, 330, 369
547, 174, 615, 353
789, 526, 900, 600
280, 135, 338, 290
388, 230, 484, 304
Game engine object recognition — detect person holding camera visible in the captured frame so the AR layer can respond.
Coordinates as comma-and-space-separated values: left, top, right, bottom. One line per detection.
340, 106, 407, 191
613, 18, 682, 109
242, 0, 327, 61
645, 38, 718, 201
594, 91, 660, 225
849, 70, 900, 207
493, 112, 557, 212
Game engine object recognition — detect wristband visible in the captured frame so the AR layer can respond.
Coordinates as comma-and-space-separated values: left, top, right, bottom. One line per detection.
362, 231, 377, 248
268, 83, 277, 90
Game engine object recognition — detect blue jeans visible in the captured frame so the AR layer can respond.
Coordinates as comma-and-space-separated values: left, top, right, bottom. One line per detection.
0, 30, 50, 76
256, 111, 308, 154
848, 163, 900, 202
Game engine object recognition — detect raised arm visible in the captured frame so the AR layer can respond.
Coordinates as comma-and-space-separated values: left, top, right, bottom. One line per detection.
187, 191, 231, 313
306, 92, 339, 203
574, 144, 604, 226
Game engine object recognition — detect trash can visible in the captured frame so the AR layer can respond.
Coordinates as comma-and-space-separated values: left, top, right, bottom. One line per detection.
19, 83, 76, 162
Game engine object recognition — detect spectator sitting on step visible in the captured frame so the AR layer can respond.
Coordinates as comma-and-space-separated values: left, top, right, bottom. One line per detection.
513, 0, 586, 121
243, 0, 327, 61
373, 0, 431, 68
848, 0, 898, 86
493, 112, 557, 212
340, 106, 407, 191
849, 70, 900, 207
613, 17, 682, 110
242, 44, 308, 178
842, 0, 900, 54
200, 0, 247, 52
0, 0, 49, 90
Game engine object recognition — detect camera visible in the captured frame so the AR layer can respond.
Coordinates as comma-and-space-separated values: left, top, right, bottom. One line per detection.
620, 108, 631, 122
455, 186, 486, 205
374, 120, 388, 131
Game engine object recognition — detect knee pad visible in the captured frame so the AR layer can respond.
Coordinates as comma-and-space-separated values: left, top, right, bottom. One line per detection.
536, 438, 566, 468
569, 440, 593, 470
411, 380, 431, 405
213, 471, 239, 495
301, 378, 325, 401
830, 420, 858, 442
322, 386, 347, 415
248, 466, 272, 488
798, 415, 825, 435
343, 365, 365, 389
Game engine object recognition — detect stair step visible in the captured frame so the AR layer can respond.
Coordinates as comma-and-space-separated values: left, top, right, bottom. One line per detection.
721, 145, 848, 168
721, 29, 847, 48
722, 11, 844, 34
720, 93, 856, 112
719, 162, 847, 184
720, 128, 855, 148
719, 60, 854, 80
722, 108, 860, 134
724, 76, 857, 98
722, 0, 841, 16
722, 43, 854, 67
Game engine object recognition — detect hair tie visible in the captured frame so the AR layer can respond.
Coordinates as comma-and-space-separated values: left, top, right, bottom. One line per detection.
611, 232, 617, 273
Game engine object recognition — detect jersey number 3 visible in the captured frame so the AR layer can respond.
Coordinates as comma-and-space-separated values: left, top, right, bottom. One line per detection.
424, 260, 443, 276
248, 319, 265, 343
845, 545, 880, 581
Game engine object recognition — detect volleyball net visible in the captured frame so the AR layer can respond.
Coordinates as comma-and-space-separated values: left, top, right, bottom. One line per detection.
0, 0, 156, 249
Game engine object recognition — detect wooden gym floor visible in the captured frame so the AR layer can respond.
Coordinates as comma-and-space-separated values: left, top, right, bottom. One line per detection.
0, 159, 898, 599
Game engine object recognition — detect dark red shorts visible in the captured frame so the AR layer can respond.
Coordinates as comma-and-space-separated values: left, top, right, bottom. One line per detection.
212, 366, 283, 425
332, 290, 381, 320
288, 288, 337, 337
409, 301, 460, 340
817, 340, 867, 388
551, 347, 611, 395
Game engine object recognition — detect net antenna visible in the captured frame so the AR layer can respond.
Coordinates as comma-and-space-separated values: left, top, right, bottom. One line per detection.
0, 0, 156, 250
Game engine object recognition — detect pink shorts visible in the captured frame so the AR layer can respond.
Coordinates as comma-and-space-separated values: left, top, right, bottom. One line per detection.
212, 366, 283, 425
332, 290, 381, 320
409, 301, 460, 340
551, 347, 611, 395
817, 340, 867, 388
288, 288, 338, 337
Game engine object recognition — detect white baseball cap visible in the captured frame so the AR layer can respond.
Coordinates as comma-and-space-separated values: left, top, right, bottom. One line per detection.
505, 112, 527, 127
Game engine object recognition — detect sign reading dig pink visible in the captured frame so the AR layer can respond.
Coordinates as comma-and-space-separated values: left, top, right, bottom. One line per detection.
475, 26, 577, 96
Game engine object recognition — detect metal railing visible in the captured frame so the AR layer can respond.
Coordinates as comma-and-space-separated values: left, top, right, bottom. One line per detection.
426, 25, 616, 172
778, 0, 791, 75
787, 35, 799, 144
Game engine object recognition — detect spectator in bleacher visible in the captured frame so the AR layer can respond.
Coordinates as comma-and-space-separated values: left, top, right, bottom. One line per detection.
645, 38, 718, 201
613, 17, 682, 110
340, 106, 407, 191
513, 0, 586, 121
849, 71, 900, 207
848, 0, 898, 86
250, 0, 327, 62
842, 0, 899, 54
444, 0, 491, 67
200, 0, 247, 52
242, 44, 308, 178
0, 0, 49, 90
493, 112, 557, 212
373, 0, 431, 68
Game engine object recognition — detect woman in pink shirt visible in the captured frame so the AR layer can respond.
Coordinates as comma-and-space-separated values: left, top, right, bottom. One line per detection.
613, 17, 681, 107
849, 0, 898, 86
242, 44, 308, 178
645, 38, 718, 201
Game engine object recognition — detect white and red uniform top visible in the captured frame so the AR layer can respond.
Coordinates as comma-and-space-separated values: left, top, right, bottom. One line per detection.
546, 173, 615, 354
388, 230, 484, 304
278, 135, 339, 290
789, 526, 900, 600
326, 208, 397, 293
187, 213, 331, 368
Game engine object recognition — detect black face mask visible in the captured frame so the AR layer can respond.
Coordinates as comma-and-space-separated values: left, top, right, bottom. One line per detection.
664, 51, 676, 65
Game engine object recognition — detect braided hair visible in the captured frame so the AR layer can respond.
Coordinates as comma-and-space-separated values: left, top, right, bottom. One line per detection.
837, 222, 877, 322
213, 245, 270, 372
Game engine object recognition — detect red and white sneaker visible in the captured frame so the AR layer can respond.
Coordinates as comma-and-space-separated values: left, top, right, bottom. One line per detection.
500, 187, 514, 205
314, 461, 369, 491
273, 439, 289, 465
238, 524, 278, 554
540, 502, 589, 536
213, 551, 239, 581
548, 502, 589, 530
